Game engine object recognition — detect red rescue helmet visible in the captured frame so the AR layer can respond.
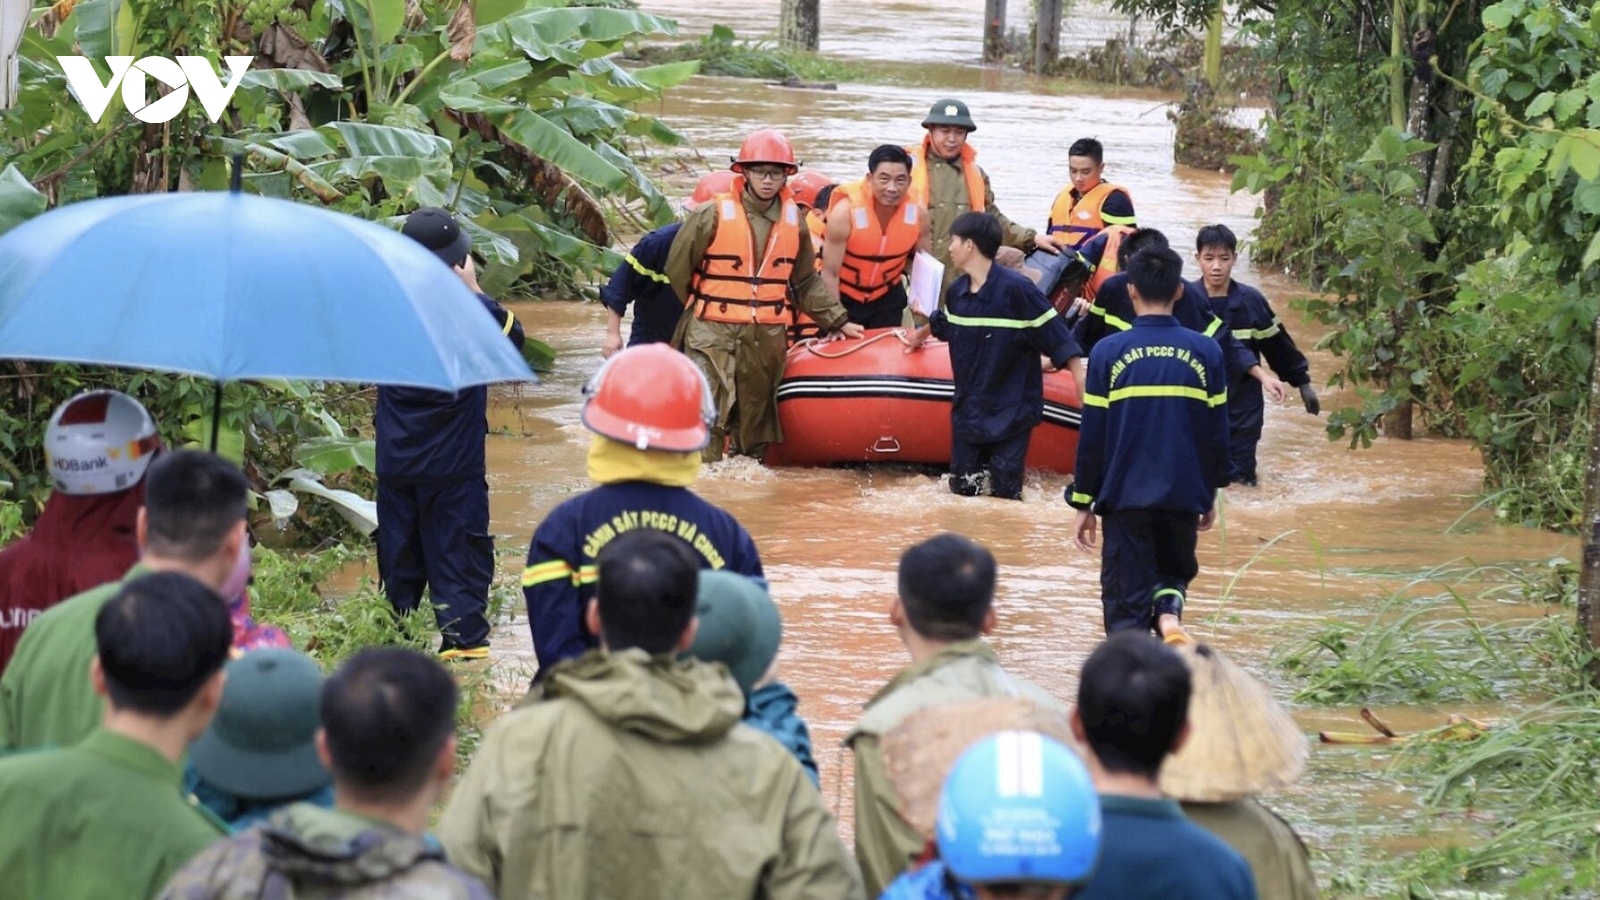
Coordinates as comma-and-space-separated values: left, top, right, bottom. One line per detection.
582, 344, 714, 453
789, 170, 834, 211
685, 170, 738, 213
731, 129, 799, 173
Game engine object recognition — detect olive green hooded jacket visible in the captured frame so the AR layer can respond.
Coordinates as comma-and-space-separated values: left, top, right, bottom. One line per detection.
847, 640, 1063, 898
438, 649, 863, 900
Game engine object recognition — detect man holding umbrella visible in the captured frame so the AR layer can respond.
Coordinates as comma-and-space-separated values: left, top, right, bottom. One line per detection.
378, 207, 525, 662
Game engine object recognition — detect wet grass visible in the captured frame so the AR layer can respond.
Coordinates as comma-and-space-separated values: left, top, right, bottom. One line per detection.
631, 26, 867, 84
1275, 557, 1600, 897
1274, 560, 1583, 706
249, 546, 528, 770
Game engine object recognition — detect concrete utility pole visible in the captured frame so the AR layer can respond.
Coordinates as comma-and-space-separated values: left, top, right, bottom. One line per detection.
1035, 0, 1062, 74
2, 0, 30, 109
983, 0, 1007, 62
779, 0, 820, 52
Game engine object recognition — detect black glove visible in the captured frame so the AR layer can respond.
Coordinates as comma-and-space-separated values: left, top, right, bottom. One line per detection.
1299, 383, 1321, 416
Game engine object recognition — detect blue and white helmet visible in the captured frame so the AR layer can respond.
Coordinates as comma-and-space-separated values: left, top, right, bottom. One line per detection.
936, 730, 1101, 886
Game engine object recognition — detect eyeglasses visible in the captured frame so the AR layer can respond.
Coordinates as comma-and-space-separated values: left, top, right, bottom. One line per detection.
744, 168, 789, 182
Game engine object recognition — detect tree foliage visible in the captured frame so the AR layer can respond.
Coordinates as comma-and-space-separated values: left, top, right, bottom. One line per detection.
0, 0, 693, 540
1223, 0, 1600, 529
0, 0, 696, 294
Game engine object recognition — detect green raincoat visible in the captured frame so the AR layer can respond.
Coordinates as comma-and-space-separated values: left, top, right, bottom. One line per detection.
0, 563, 148, 751
438, 649, 863, 900
847, 640, 1063, 898
0, 729, 225, 899
1182, 798, 1321, 900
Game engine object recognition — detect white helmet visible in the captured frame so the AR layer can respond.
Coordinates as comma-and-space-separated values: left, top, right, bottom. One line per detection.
44, 390, 160, 495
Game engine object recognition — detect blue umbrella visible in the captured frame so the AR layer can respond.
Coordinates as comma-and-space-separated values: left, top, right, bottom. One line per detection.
0, 175, 534, 446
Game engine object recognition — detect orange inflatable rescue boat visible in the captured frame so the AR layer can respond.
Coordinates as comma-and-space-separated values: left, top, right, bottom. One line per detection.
765, 329, 1082, 473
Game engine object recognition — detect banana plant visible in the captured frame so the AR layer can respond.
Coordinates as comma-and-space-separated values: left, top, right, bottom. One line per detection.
4, 0, 697, 285
0, 163, 44, 235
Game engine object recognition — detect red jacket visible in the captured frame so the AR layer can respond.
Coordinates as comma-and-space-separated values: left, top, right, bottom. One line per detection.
0, 484, 145, 674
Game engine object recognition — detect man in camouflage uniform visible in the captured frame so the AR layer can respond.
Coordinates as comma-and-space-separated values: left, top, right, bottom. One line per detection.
159, 649, 488, 900
665, 129, 864, 463
906, 98, 1061, 291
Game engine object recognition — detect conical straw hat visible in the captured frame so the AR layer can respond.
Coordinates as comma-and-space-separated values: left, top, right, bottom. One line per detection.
881, 696, 1080, 839
1159, 643, 1308, 803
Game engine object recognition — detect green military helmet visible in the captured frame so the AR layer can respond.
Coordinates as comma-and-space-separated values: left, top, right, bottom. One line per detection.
683, 570, 781, 696
922, 98, 977, 132
189, 648, 332, 800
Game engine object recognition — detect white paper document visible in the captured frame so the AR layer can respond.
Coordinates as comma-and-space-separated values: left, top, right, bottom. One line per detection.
907, 251, 944, 318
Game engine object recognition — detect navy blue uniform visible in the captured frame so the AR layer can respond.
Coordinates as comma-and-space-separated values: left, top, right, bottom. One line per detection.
521, 481, 764, 676
1075, 796, 1256, 900
1074, 228, 1113, 271
930, 265, 1082, 499
375, 293, 524, 652
1069, 315, 1230, 634
1073, 273, 1259, 382
1200, 278, 1311, 486
600, 224, 683, 347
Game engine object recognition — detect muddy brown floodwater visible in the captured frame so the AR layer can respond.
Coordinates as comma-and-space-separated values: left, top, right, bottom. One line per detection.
347, 0, 1578, 885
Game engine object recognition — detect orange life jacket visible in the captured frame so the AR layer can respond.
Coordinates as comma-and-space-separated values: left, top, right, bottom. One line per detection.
688, 182, 801, 326
1082, 224, 1135, 301
832, 180, 921, 304
906, 138, 985, 213
1047, 181, 1133, 249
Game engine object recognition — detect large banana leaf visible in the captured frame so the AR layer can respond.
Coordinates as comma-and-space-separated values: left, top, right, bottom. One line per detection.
475, 0, 569, 27
457, 217, 523, 267
477, 7, 678, 67
538, 97, 632, 138
488, 107, 629, 192
0, 165, 45, 237
293, 435, 377, 475
265, 468, 379, 535
238, 69, 347, 94
593, 142, 674, 224
259, 123, 454, 202
71, 0, 119, 60
630, 61, 702, 91
324, 0, 409, 58
461, 59, 536, 92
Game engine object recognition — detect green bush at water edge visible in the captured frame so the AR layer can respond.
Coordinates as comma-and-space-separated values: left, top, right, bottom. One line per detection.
1277, 558, 1600, 897
632, 25, 865, 84
1225, 0, 1600, 532
249, 545, 530, 769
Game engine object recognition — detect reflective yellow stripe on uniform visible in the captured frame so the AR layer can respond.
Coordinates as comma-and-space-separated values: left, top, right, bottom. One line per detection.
1101, 212, 1136, 226
502, 309, 517, 336
1087, 305, 1133, 331
1153, 588, 1184, 603
575, 565, 599, 586
1202, 317, 1222, 338
1070, 491, 1095, 506
944, 308, 1059, 329
1104, 385, 1228, 407
1232, 319, 1283, 341
627, 253, 672, 285
522, 560, 573, 587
